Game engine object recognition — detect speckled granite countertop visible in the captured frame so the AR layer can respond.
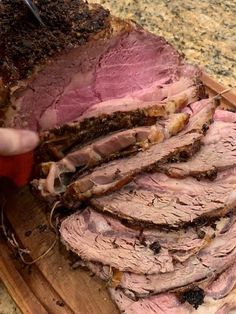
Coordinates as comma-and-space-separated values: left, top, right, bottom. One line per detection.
0, 1, 235, 313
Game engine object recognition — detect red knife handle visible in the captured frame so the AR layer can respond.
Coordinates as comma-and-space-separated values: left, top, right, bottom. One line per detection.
0, 151, 34, 186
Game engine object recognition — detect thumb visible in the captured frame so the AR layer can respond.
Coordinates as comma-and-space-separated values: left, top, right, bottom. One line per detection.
0, 128, 39, 156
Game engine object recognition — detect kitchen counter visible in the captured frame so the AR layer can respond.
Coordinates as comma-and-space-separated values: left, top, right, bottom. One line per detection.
0, 0, 235, 313
0, 283, 21, 314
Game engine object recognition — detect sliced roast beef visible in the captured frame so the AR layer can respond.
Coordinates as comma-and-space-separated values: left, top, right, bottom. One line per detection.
204, 263, 236, 300
1, 0, 110, 128
161, 110, 236, 179
214, 109, 236, 123
109, 286, 236, 314
119, 219, 236, 297
37, 84, 201, 162
76, 84, 200, 122
75, 257, 236, 312
121, 77, 197, 102
92, 168, 236, 228
110, 264, 236, 313
34, 113, 189, 197
60, 207, 214, 275
4, 3, 236, 313
82, 218, 236, 298
63, 100, 217, 205
183, 98, 214, 116
63, 132, 201, 204
110, 289, 190, 314
1, 1, 201, 131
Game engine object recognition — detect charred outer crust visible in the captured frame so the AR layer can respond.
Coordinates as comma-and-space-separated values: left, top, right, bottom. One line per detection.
179, 287, 205, 309
0, 0, 110, 85
35, 82, 205, 162
63, 138, 202, 207
92, 197, 231, 231
35, 112, 158, 162
0, 79, 10, 126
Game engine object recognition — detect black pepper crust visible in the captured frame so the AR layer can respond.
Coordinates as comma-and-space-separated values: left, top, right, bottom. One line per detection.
0, 0, 110, 85
36, 111, 158, 162
179, 287, 205, 309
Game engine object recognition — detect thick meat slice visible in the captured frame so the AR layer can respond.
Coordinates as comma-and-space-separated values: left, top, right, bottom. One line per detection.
110, 289, 189, 314
92, 168, 236, 228
81, 218, 236, 298
119, 219, 236, 297
37, 85, 201, 162
114, 77, 197, 102
110, 263, 236, 313
109, 286, 236, 314
63, 100, 217, 205
64, 132, 201, 204
161, 110, 236, 179
60, 207, 212, 275
214, 109, 236, 123
34, 113, 189, 196
77, 83, 199, 121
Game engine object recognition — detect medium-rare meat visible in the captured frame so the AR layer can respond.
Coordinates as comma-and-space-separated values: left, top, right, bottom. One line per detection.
161, 109, 236, 179
63, 99, 217, 205
120, 219, 236, 297
110, 289, 190, 314
204, 263, 236, 300
109, 286, 236, 314
34, 113, 189, 197
76, 255, 236, 312
119, 77, 197, 102
75, 84, 199, 122
64, 131, 201, 204
0, 0, 109, 85
1, 0, 109, 128
1, 1, 201, 131
91, 168, 236, 228
37, 85, 201, 162
4, 3, 236, 313
110, 263, 236, 313
60, 207, 213, 275
79, 217, 236, 298
214, 109, 236, 123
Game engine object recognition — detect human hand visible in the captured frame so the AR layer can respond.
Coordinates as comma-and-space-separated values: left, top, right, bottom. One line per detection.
0, 128, 39, 156
0, 128, 39, 186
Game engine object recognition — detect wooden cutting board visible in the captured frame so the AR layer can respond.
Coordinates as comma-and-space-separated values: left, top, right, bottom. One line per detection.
0, 73, 236, 314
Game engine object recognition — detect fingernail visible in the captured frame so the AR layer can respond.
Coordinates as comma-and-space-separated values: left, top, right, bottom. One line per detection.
20, 130, 39, 153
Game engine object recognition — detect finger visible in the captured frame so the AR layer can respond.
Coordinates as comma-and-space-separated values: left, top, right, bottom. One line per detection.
0, 128, 39, 156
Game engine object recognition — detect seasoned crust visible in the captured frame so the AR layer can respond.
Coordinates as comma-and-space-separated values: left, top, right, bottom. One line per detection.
0, 0, 111, 85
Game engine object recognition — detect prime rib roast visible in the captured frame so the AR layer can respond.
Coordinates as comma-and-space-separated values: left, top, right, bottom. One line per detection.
34, 112, 190, 197
2, 1, 236, 313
